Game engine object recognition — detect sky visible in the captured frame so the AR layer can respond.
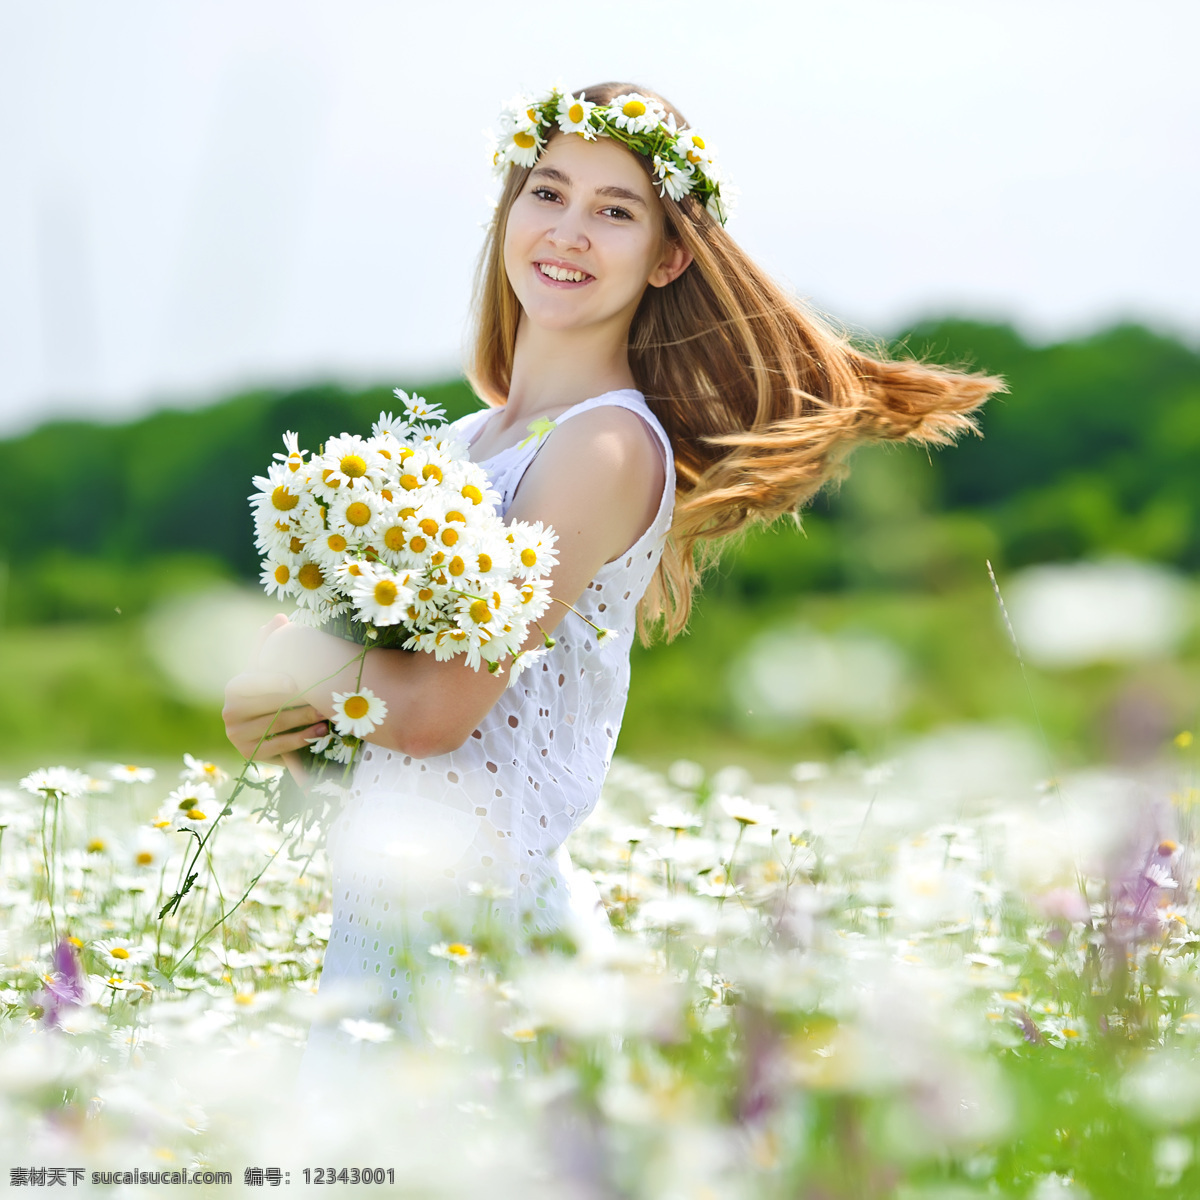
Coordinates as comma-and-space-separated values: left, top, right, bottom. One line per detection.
1, 0, 1197, 435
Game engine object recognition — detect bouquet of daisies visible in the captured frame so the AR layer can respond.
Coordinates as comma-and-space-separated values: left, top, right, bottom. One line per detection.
249, 390, 558, 763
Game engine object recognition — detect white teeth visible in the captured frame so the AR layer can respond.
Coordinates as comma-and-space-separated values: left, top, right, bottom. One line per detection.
539, 263, 587, 282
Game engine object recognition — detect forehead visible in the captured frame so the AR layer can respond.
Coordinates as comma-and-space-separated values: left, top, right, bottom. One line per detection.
534, 133, 657, 202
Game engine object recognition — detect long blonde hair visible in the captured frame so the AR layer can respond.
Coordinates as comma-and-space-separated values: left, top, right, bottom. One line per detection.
467, 81, 1005, 641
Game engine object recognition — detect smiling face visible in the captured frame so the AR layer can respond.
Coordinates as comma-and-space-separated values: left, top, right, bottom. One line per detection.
502, 133, 690, 341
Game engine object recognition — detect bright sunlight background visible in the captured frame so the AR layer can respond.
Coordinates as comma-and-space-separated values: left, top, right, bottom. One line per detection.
1, 0, 1197, 434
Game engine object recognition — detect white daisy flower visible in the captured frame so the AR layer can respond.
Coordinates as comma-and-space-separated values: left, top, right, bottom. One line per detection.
706, 183, 737, 224
326, 488, 385, 540
654, 154, 696, 201
348, 566, 414, 627
289, 556, 341, 611
429, 941, 476, 963
556, 92, 597, 136
330, 687, 389, 739
92, 937, 150, 968
249, 462, 314, 524
316, 433, 388, 491
129, 828, 168, 870
173, 804, 217, 836
19, 767, 90, 798
508, 520, 559, 579
181, 754, 227, 785
513, 578, 552, 626
260, 556, 300, 599
650, 805, 704, 832
508, 645, 549, 683
392, 389, 447, 425
372, 409, 413, 441
608, 93, 667, 135
271, 429, 308, 475
313, 732, 356, 764
719, 794, 778, 828
108, 763, 157, 785
675, 129, 712, 169
165, 780, 217, 814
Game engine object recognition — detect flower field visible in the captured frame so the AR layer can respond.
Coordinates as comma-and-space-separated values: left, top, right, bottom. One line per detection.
2, 736, 1199, 1198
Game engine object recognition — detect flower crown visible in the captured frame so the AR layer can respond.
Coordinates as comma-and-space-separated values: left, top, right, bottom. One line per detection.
489, 87, 734, 225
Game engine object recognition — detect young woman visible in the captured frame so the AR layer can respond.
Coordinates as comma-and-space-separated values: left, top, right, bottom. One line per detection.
223, 81, 1001, 1038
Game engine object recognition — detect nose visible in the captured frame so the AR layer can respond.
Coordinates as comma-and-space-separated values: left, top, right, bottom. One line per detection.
546, 202, 589, 253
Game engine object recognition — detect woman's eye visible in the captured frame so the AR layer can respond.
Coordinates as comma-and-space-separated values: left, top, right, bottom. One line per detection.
602, 206, 633, 221
532, 186, 561, 203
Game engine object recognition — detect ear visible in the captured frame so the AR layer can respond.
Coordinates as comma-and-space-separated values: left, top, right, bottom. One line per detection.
648, 240, 693, 289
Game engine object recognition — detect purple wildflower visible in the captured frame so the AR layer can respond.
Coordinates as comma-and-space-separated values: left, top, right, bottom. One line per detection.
40, 939, 87, 1027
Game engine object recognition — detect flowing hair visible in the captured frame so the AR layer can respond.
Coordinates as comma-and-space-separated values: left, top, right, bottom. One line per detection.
467, 81, 1005, 641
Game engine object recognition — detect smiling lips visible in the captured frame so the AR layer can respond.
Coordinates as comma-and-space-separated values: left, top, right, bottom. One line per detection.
537, 261, 593, 285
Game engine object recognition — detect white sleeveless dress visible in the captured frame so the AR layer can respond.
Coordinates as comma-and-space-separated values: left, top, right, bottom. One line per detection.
308, 388, 675, 1041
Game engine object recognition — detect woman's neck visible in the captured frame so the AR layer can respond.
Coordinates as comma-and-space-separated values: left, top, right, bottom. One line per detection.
502, 319, 637, 422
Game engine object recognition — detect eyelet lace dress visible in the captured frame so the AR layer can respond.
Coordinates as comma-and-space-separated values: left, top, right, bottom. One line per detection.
302, 388, 675, 1052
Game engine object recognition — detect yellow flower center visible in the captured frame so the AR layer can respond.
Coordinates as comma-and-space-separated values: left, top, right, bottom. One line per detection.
274, 564, 290, 585
418, 587, 434, 601
526, 107, 538, 122
67, 936, 83, 948
326, 533, 347, 552
446, 509, 466, 524
373, 580, 399, 606
469, 599, 490, 623
622, 99, 646, 118
448, 556, 465, 576
422, 463, 443, 483
461, 485, 483, 505
441, 528, 459, 546
186, 808, 207, 821
135, 851, 154, 866
520, 548, 537, 567
568, 102, 584, 123
234, 992, 255, 1006
514, 131, 536, 149
340, 454, 367, 478
343, 695, 370, 721
289, 536, 304, 554
430, 551, 445, 566
409, 535, 427, 553
419, 517, 439, 536
321, 469, 340, 488
691, 135, 705, 149
380, 487, 393, 500
86, 839, 106, 853
399, 506, 416, 518
271, 485, 299, 511
383, 526, 405, 552
477, 553, 493, 572
400, 473, 420, 491
298, 562, 325, 590
345, 501, 372, 527
346, 563, 363, 576
447, 942, 471, 957
110, 947, 130, 960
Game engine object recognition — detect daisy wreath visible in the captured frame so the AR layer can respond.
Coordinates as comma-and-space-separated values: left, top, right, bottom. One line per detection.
490, 87, 735, 225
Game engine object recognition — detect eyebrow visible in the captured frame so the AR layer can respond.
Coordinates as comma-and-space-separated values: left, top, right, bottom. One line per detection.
529, 165, 648, 207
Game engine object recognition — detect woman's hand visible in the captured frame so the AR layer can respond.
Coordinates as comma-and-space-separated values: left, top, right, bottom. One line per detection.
221, 615, 328, 762
222, 671, 328, 762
